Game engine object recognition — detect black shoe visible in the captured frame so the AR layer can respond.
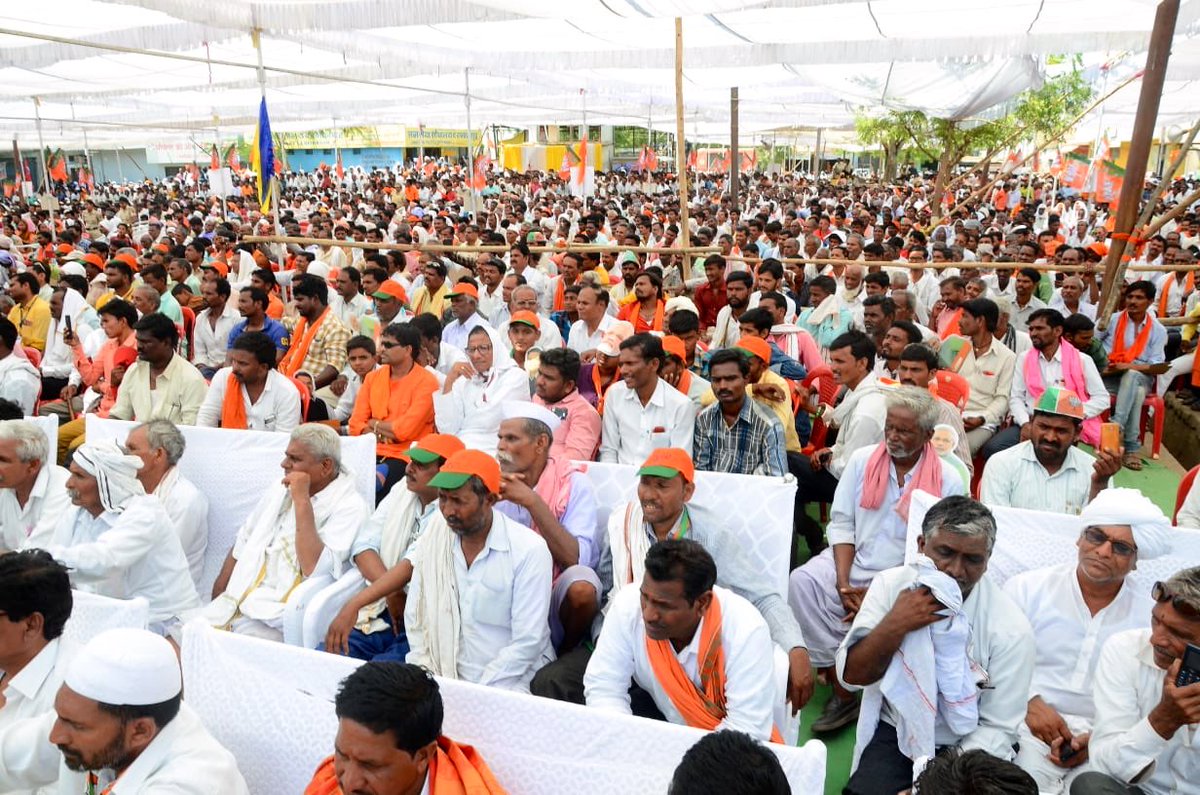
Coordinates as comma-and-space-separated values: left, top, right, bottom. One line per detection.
811, 695, 860, 734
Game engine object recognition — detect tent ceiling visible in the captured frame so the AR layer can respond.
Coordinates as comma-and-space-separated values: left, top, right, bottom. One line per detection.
1, 0, 1199, 150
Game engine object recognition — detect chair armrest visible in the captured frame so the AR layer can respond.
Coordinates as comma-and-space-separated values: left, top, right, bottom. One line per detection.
281, 574, 334, 646
301, 570, 368, 649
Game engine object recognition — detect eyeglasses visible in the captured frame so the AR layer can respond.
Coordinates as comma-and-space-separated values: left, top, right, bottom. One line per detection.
1080, 527, 1138, 558
465, 345, 492, 355
379, 340, 400, 349
1152, 581, 1200, 620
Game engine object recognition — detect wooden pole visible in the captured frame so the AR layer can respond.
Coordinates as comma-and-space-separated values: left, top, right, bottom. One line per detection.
674, 17, 691, 280
730, 87, 740, 221
1096, 0, 1180, 328
1131, 116, 1200, 233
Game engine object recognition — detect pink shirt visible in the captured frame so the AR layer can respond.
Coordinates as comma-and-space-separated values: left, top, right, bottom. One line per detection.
535, 388, 602, 462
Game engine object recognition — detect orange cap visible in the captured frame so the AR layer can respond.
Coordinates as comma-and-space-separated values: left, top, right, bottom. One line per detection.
55, 243, 73, 255
448, 282, 479, 300
201, 260, 229, 278
662, 335, 687, 362
113, 252, 139, 272
735, 335, 772, 363
510, 310, 540, 330
82, 253, 105, 270
638, 447, 695, 484
428, 449, 501, 494
373, 280, 409, 304
407, 433, 466, 464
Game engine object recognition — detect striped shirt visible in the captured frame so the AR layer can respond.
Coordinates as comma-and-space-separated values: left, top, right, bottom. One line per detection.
693, 396, 786, 477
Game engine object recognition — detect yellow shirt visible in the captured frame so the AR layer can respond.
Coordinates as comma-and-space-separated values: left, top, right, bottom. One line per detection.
700, 368, 801, 453
1182, 302, 1200, 343
8, 297, 52, 353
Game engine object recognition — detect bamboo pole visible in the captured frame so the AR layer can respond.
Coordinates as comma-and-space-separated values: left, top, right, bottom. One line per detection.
1128, 116, 1200, 237
674, 17, 691, 280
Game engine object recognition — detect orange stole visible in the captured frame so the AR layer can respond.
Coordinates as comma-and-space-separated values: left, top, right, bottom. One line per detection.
280, 307, 330, 376
938, 308, 963, 340
644, 595, 784, 743
304, 737, 507, 795
219, 373, 248, 429
620, 299, 664, 333
1159, 272, 1195, 317
1108, 311, 1152, 365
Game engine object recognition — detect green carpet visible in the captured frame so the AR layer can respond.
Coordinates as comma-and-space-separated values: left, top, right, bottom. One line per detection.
792, 456, 1183, 794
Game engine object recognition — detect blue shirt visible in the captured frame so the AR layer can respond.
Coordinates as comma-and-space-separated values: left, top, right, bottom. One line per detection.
693, 396, 786, 477
228, 318, 290, 352
1097, 311, 1166, 365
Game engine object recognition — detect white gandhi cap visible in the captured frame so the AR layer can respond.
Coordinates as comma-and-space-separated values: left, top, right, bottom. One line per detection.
65, 628, 182, 705
500, 401, 562, 433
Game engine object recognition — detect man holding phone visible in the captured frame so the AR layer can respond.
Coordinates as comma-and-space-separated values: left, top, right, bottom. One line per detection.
1074, 566, 1200, 794
1004, 488, 1168, 793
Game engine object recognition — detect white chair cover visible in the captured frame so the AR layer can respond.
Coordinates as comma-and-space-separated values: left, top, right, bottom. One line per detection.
904, 490, 1200, 592
61, 590, 149, 656
181, 623, 826, 795
24, 414, 57, 465
85, 417, 377, 598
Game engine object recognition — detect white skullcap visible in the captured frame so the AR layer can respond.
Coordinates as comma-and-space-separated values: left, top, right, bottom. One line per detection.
665, 296, 700, 317
1080, 487, 1172, 559
65, 628, 181, 705
73, 440, 145, 513
306, 261, 331, 280
501, 401, 561, 434
60, 262, 87, 278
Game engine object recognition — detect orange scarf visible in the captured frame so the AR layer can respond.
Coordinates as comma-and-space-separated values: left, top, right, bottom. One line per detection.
219, 373, 248, 429
304, 737, 506, 795
938, 308, 963, 340
592, 366, 615, 415
621, 299, 664, 333
673, 370, 692, 396
1158, 272, 1195, 317
1192, 342, 1200, 388
280, 308, 329, 377
552, 277, 566, 312
1109, 311, 1152, 365
645, 594, 783, 743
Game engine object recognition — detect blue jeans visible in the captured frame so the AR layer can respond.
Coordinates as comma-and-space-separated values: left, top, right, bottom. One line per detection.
318, 628, 409, 662
1104, 370, 1151, 453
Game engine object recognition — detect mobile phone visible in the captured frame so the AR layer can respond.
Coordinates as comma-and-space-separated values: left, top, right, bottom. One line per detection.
64, 315, 72, 336
1058, 742, 1078, 763
1100, 422, 1122, 456
1176, 643, 1200, 688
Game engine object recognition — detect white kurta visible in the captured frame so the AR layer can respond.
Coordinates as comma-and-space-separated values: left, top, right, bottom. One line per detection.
44, 497, 201, 627
584, 585, 778, 742
0, 704, 248, 795
836, 566, 1035, 763
152, 469, 210, 590
0, 355, 40, 416
0, 464, 71, 552
195, 368, 303, 433
979, 441, 1099, 516
598, 379, 697, 465
1089, 629, 1200, 795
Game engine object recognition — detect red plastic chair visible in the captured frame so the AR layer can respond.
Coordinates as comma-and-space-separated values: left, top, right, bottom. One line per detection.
931, 370, 971, 412
1176, 464, 1199, 525
800, 365, 838, 453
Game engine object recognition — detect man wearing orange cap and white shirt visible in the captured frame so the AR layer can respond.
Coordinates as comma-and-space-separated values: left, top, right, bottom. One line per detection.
324, 433, 465, 662
0, 627, 248, 794
404, 449, 554, 693
359, 279, 412, 343
441, 281, 492, 352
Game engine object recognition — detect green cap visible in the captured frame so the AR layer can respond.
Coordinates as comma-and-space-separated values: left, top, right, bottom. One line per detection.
427, 471, 472, 489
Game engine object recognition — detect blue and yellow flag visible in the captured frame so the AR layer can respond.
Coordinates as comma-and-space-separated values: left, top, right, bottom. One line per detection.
249, 97, 275, 213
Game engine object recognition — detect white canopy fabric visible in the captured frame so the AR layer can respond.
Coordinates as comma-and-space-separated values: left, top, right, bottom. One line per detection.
1, 0, 1199, 150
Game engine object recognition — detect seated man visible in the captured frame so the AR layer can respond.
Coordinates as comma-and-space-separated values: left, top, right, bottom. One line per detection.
0, 317, 40, 415
0, 419, 71, 550
324, 434, 464, 661
532, 346, 601, 462
981, 386, 1121, 514
942, 298, 1016, 455
532, 448, 813, 719
1005, 489, 1166, 793
1072, 566, 1200, 795
304, 661, 504, 795
585, 539, 781, 741
0, 628, 248, 794
123, 419, 210, 590
0, 550, 72, 727
790, 386, 966, 735
404, 449, 554, 692
662, 335, 711, 407
331, 335, 379, 427
599, 333, 697, 464
43, 441, 200, 633
109, 312, 209, 426
496, 403, 601, 653
202, 424, 369, 641
896, 343, 973, 473
196, 330, 304, 433
1097, 281, 1167, 471
837, 496, 1036, 795
693, 348, 786, 477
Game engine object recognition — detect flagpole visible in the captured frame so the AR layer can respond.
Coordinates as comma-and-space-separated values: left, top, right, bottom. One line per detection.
333, 115, 340, 187
70, 102, 93, 191
464, 68, 478, 222
674, 17, 691, 279
213, 114, 227, 222
581, 88, 590, 196
252, 27, 285, 272
32, 97, 57, 244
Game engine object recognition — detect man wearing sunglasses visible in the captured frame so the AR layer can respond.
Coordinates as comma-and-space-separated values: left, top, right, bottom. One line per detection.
1073, 564, 1200, 795
1004, 488, 1170, 793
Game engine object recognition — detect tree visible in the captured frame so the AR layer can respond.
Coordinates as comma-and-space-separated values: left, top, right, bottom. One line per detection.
853, 66, 1093, 210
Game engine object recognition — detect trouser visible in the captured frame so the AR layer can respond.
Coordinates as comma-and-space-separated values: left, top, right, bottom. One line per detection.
40, 375, 67, 403
529, 644, 666, 720
56, 416, 87, 466
1015, 716, 1093, 793
788, 548, 871, 668
1166, 328, 1182, 361
375, 457, 408, 503
1104, 370, 1152, 453
317, 628, 409, 662
789, 453, 838, 557
844, 722, 941, 795
549, 565, 601, 651
1069, 772, 1145, 795
1156, 352, 1195, 396
965, 425, 995, 456
980, 423, 1022, 461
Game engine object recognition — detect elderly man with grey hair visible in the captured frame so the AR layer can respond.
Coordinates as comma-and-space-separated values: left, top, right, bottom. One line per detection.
123, 419, 209, 589
836, 496, 1036, 795
199, 424, 368, 641
790, 387, 967, 735
0, 420, 71, 550
42, 440, 200, 633
1071, 565, 1200, 795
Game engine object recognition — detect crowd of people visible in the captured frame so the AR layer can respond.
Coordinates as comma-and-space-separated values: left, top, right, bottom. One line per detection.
0, 157, 1198, 795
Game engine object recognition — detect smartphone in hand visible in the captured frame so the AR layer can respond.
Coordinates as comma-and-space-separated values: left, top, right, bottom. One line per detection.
1176, 643, 1200, 688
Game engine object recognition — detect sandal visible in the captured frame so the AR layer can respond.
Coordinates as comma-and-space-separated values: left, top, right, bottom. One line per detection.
1123, 453, 1144, 471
